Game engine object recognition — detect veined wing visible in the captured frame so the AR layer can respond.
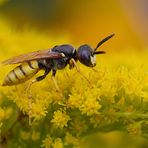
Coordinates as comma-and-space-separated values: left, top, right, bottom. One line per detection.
2, 49, 65, 65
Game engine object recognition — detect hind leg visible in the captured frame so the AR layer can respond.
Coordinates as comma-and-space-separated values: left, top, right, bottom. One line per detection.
26, 68, 50, 125
26, 68, 51, 97
51, 69, 61, 92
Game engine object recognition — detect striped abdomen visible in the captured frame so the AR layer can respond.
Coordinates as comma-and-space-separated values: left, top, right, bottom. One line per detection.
2, 61, 40, 86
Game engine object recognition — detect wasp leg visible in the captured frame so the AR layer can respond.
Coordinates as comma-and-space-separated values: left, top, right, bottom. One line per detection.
26, 68, 51, 97
51, 70, 60, 92
70, 58, 91, 84
70, 58, 80, 72
26, 68, 50, 125
51, 70, 65, 100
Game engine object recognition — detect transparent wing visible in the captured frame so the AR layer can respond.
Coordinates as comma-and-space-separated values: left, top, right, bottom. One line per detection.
2, 49, 65, 65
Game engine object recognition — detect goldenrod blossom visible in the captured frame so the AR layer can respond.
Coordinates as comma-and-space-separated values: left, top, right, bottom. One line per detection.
41, 135, 52, 148
80, 98, 101, 116
64, 132, 79, 146
0, 108, 5, 121
51, 110, 70, 129
52, 138, 64, 148
31, 130, 40, 141
0, 18, 148, 148
20, 130, 30, 141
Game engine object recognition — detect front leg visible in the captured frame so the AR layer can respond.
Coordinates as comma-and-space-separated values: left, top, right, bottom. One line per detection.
70, 58, 91, 84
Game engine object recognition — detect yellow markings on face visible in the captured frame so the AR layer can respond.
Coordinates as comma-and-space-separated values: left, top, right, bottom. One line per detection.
90, 55, 96, 66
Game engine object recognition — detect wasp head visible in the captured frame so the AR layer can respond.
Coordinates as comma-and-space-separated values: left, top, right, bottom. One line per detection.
77, 34, 114, 67
77, 45, 96, 67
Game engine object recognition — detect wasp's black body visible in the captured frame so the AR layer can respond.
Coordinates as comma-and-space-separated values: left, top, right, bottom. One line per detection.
2, 34, 114, 86
41, 45, 77, 70
37, 44, 77, 81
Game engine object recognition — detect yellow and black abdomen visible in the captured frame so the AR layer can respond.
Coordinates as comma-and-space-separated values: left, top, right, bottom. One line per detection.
2, 61, 39, 86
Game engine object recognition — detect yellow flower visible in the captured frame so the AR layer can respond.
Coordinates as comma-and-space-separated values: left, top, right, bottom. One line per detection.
90, 114, 103, 128
51, 110, 70, 129
142, 91, 148, 102
41, 135, 52, 148
127, 122, 142, 136
100, 80, 117, 98
31, 130, 40, 141
52, 138, 63, 148
80, 98, 101, 116
31, 102, 48, 120
4, 107, 13, 119
68, 93, 84, 108
0, 16, 148, 148
20, 130, 30, 141
0, 107, 5, 121
64, 132, 79, 146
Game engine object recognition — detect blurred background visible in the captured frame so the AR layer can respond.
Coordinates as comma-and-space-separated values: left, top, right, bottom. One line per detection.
0, 1, 148, 148
0, 0, 148, 52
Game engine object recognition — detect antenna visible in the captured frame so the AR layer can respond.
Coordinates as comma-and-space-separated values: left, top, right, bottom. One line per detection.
94, 33, 115, 51
94, 51, 106, 55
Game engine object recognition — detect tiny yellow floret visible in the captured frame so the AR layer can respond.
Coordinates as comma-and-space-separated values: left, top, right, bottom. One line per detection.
52, 138, 64, 148
51, 110, 70, 129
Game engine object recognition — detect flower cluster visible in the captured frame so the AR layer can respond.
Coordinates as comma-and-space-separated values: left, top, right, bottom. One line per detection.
0, 19, 148, 147
51, 110, 70, 129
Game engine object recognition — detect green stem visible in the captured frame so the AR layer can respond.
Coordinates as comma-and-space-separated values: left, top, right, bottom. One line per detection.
81, 112, 148, 138
106, 112, 148, 119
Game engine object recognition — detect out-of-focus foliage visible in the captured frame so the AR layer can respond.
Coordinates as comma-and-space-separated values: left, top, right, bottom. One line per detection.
0, 18, 148, 148
1, 0, 148, 50
0, 0, 7, 5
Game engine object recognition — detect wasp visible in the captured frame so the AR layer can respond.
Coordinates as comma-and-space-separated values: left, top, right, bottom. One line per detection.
1, 34, 114, 90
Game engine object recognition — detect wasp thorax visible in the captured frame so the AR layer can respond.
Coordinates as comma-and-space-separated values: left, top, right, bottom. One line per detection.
77, 44, 96, 67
